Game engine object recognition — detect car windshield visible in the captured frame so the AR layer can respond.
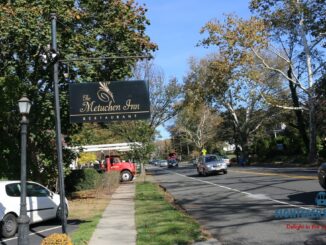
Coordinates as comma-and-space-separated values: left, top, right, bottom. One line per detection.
205, 155, 221, 163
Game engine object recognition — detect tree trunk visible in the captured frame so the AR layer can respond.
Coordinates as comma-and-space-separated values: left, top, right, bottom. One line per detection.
308, 101, 318, 164
297, 8, 318, 164
238, 132, 249, 166
287, 67, 309, 152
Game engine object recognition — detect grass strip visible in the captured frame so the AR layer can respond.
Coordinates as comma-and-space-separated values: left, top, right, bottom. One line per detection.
135, 181, 205, 245
68, 197, 109, 245
70, 214, 102, 245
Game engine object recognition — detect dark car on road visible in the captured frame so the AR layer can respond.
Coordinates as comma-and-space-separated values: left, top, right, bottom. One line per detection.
168, 159, 178, 168
318, 163, 326, 189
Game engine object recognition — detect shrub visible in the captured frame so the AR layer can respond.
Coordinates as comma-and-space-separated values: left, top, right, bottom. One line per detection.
65, 168, 101, 194
41, 233, 73, 245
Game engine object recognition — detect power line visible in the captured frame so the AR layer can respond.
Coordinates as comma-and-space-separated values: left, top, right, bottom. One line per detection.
59, 55, 152, 63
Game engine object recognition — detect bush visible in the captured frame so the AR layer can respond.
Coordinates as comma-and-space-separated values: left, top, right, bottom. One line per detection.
41, 233, 73, 245
65, 168, 101, 194
96, 171, 120, 195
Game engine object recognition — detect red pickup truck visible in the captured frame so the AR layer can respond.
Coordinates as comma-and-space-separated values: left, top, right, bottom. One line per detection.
98, 155, 136, 182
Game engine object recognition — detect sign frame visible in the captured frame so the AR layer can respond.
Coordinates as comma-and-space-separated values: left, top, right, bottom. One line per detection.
69, 80, 150, 123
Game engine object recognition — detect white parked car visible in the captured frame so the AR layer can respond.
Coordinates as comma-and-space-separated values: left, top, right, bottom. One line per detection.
0, 181, 68, 238
158, 160, 168, 167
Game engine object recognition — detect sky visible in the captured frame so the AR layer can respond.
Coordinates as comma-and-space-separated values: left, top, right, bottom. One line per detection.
136, 0, 252, 139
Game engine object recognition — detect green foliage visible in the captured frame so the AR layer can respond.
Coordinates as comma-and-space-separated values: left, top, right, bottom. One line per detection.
249, 0, 325, 163
70, 123, 121, 145
65, 168, 101, 193
109, 121, 155, 163
253, 128, 307, 161
0, 0, 156, 186
249, 0, 326, 41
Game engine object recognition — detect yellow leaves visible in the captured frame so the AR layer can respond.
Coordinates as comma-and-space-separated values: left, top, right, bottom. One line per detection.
78, 152, 97, 165
201, 14, 268, 51
0, 5, 16, 17
66, 9, 83, 20
41, 233, 73, 245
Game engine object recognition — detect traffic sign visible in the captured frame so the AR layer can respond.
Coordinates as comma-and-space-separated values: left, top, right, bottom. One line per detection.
202, 149, 207, 156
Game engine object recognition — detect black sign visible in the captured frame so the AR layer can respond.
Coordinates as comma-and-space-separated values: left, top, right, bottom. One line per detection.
69, 81, 150, 123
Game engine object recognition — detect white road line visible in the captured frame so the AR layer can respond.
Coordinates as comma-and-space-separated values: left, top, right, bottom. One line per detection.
174, 172, 312, 210
1, 225, 61, 242
247, 167, 317, 172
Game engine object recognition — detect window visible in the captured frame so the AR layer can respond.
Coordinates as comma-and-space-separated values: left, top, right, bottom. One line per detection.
5, 183, 21, 197
26, 183, 49, 197
205, 156, 217, 162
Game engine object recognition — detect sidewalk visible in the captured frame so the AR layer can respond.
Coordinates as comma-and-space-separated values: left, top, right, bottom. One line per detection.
88, 178, 221, 245
88, 182, 136, 245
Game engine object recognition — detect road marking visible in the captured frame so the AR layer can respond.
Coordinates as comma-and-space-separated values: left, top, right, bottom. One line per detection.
1, 225, 61, 242
174, 172, 312, 210
229, 169, 318, 180
248, 167, 317, 172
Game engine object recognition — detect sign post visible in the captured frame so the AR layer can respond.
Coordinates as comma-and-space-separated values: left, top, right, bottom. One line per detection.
51, 13, 67, 233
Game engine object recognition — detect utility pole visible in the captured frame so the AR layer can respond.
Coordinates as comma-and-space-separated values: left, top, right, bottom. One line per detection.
51, 13, 67, 233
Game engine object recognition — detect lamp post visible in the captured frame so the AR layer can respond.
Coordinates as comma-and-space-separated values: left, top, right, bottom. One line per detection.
17, 95, 31, 245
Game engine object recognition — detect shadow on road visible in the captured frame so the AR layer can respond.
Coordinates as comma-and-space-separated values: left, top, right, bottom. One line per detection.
288, 191, 321, 206
0, 218, 86, 244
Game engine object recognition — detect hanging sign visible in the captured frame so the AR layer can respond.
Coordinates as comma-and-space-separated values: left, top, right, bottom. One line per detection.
69, 80, 150, 123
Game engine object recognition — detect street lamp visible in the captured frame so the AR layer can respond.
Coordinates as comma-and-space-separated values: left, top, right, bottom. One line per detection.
17, 95, 31, 245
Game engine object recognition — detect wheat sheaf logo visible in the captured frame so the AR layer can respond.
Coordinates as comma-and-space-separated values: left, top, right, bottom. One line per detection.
97, 82, 115, 103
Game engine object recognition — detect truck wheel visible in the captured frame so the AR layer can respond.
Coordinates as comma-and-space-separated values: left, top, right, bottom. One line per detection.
121, 170, 132, 182
1, 213, 18, 238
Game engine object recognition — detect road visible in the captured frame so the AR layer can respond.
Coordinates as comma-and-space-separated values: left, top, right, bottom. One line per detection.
0, 220, 78, 245
148, 165, 326, 245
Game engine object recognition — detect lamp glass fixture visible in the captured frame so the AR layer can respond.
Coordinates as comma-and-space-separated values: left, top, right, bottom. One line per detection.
18, 96, 31, 115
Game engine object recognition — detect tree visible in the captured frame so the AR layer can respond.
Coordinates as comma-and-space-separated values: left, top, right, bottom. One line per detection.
70, 123, 121, 145
106, 63, 182, 168
171, 102, 223, 152
132, 61, 183, 129
0, 0, 156, 186
248, 0, 325, 163
200, 5, 325, 163
184, 52, 282, 162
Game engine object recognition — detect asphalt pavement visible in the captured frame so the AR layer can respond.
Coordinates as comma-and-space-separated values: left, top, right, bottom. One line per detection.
0, 219, 78, 245
148, 165, 326, 245
1, 165, 324, 245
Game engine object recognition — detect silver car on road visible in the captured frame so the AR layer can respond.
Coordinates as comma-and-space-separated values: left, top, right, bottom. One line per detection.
197, 154, 228, 176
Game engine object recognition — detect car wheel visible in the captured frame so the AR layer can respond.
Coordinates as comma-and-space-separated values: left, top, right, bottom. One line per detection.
223, 170, 228, 174
1, 213, 18, 238
121, 170, 132, 182
197, 168, 202, 176
203, 169, 207, 176
319, 170, 326, 189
